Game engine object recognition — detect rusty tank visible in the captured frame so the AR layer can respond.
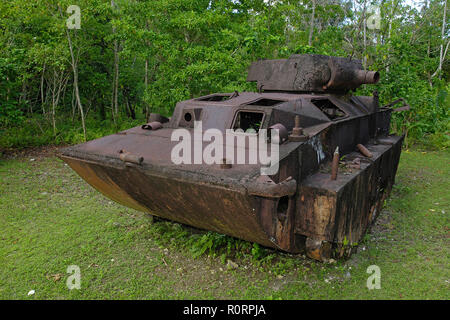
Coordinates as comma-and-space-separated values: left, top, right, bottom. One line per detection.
59, 54, 409, 261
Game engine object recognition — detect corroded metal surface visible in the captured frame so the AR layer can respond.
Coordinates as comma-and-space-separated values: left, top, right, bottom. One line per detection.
59, 54, 408, 261
296, 136, 403, 259
247, 54, 379, 93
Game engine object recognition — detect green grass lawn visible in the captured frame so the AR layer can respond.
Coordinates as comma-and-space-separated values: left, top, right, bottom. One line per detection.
0, 148, 448, 299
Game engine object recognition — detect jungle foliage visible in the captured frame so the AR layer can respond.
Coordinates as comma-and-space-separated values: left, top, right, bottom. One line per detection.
0, 0, 448, 148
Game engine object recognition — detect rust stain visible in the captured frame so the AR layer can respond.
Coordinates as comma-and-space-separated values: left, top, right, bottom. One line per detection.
62, 156, 149, 212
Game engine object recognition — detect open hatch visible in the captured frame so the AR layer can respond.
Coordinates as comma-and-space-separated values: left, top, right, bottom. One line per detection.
310, 98, 347, 120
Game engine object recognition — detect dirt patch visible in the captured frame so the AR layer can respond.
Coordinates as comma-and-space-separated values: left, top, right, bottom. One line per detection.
0, 145, 65, 160
370, 208, 395, 237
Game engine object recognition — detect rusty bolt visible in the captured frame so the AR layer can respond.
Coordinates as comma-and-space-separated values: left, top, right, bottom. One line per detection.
357, 144, 373, 158
119, 149, 144, 165
331, 147, 339, 180
292, 115, 303, 136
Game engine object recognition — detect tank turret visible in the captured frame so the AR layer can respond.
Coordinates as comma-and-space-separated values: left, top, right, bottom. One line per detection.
247, 54, 379, 93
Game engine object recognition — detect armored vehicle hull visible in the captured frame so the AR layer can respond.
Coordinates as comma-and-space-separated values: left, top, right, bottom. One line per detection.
60, 55, 408, 261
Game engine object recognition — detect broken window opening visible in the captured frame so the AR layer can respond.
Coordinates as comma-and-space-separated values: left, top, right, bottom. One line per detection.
232, 111, 264, 133
196, 94, 231, 102
311, 99, 347, 120
247, 98, 285, 106
277, 196, 289, 214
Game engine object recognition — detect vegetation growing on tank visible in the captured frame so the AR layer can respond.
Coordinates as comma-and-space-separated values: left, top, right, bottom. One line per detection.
233, 111, 264, 132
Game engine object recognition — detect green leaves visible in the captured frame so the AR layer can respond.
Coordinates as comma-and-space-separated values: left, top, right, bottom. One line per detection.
0, 0, 448, 148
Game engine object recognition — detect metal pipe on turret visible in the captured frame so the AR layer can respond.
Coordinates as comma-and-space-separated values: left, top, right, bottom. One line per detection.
355, 70, 380, 85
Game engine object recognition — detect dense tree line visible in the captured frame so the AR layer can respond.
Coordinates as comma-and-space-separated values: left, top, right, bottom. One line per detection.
0, 0, 448, 148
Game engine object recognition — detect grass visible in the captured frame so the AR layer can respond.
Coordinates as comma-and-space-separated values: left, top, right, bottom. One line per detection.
0, 148, 448, 299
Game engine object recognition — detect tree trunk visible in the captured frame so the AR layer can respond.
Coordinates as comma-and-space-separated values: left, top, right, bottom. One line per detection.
363, 0, 367, 71
50, 71, 69, 136
432, 0, 448, 79
72, 64, 86, 141
386, 0, 395, 73
111, 0, 120, 118
41, 63, 46, 115
113, 39, 119, 115
60, 5, 86, 140
65, 29, 86, 140
71, 85, 76, 123
308, 0, 316, 46
125, 96, 135, 120
144, 58, 149, 120
52, 70, 57, 136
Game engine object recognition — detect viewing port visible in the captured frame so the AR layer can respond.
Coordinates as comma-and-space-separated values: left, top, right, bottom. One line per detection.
196, 94, 232, 102
232, 111, 264, 133
247, 98, 285, 106
311, 98, 347, 120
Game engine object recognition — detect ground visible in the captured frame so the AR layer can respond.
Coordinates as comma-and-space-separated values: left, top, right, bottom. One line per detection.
0, 147, 448, 299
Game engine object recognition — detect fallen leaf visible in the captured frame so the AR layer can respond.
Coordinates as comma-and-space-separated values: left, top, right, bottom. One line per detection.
46, 273, 63, 282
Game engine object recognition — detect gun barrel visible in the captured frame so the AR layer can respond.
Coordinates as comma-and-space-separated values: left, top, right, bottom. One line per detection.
356, 70, 380, 85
